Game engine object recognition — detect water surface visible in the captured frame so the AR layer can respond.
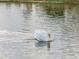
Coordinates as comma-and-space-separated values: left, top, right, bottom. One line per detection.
0, 3, 79, 59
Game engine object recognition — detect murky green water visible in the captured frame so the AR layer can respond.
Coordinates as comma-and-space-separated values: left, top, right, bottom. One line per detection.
0, 3, 79, 59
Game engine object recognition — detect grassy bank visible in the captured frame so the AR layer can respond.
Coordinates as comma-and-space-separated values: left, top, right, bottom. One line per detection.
0, 0, 79, 4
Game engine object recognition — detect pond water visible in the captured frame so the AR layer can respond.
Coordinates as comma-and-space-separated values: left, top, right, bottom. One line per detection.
0, 3, 79, 59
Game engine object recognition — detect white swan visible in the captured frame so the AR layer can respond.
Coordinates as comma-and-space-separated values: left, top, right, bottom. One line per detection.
34, 29, 52, 42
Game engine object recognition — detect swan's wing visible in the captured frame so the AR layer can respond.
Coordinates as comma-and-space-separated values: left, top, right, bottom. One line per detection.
34, 31, 50, 41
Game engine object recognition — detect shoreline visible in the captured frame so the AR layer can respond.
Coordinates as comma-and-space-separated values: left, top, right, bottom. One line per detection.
0, 1, 79, 4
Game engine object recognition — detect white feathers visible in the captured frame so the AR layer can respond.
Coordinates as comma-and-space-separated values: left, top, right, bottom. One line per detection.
34, 29, 51, 41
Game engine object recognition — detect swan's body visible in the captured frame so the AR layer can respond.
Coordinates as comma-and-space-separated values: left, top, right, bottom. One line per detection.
34, 30, 51, 42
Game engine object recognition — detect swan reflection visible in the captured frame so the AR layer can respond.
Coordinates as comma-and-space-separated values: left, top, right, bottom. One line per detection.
35, 41, 51, 48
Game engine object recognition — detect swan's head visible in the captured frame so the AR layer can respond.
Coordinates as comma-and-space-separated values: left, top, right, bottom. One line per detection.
48, 33, 51, 38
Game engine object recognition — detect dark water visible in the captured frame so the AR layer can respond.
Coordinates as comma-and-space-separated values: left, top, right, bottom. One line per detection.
0, 3, 79, 59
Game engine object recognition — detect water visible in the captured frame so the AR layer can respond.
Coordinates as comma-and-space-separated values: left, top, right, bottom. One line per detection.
0, 3, 79, 59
